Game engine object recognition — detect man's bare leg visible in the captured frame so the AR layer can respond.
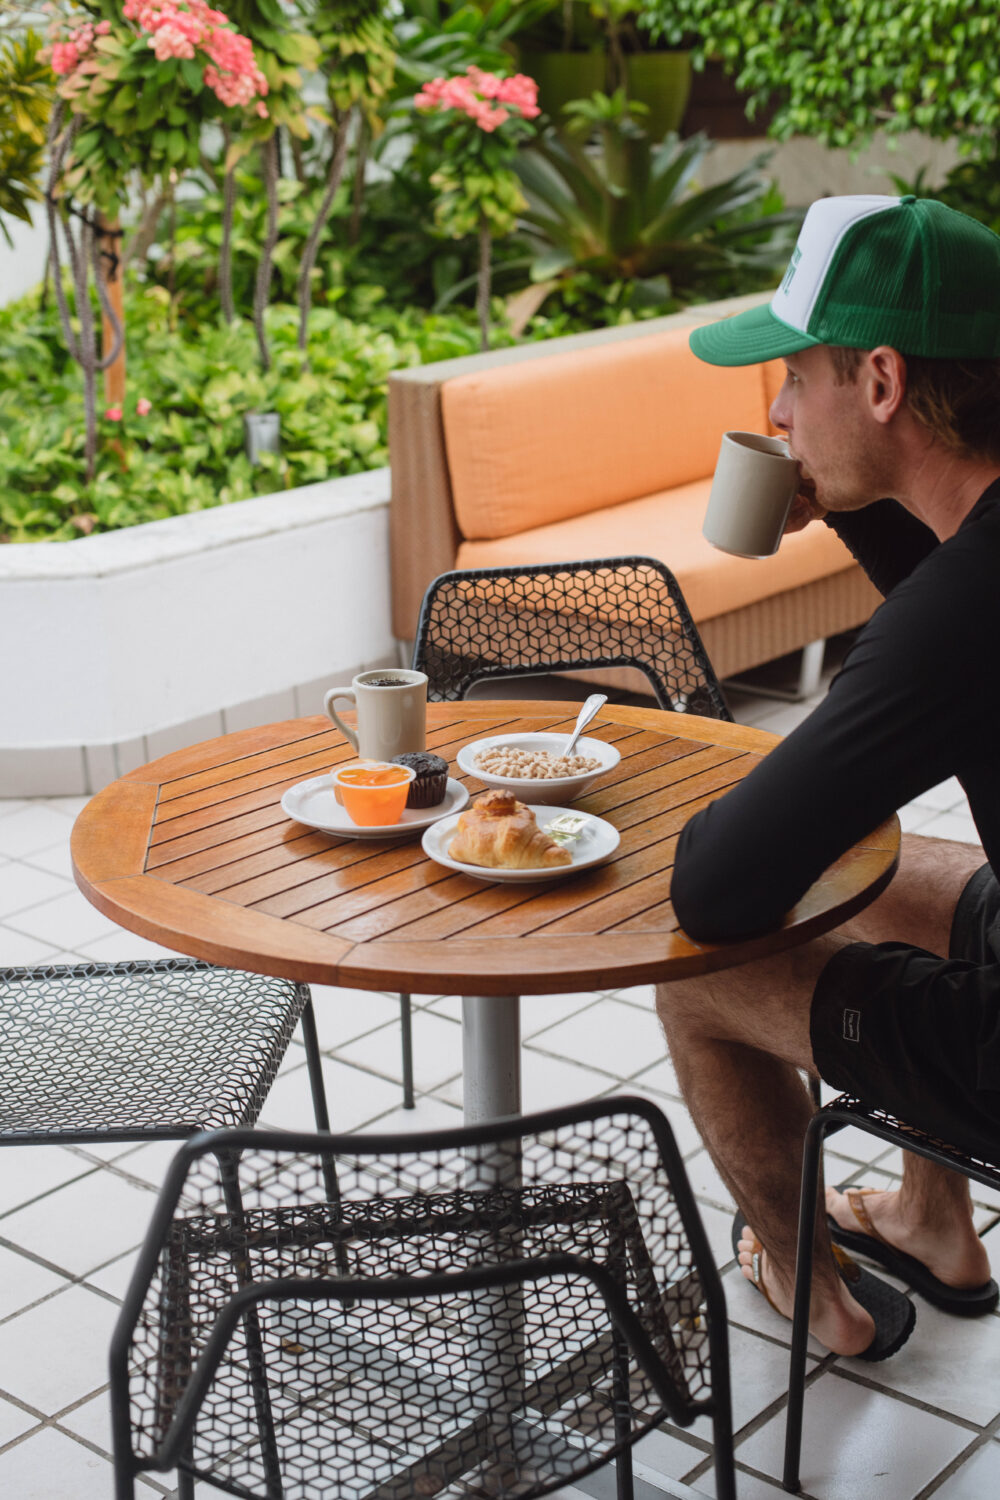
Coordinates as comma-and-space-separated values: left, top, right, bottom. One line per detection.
656, 833, 989, 1354
827, 834, 990, 1290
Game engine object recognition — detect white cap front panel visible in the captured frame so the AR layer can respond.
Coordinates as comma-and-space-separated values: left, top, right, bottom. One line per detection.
770, 195, 900, 333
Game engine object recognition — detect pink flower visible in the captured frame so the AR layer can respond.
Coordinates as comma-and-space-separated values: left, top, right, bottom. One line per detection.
50, 40, 80, 74
497, 74, 541, 118
105, 406, 123, 422
96, 19, 112, 34
113, 0, 268, 112
151, 24, 197, 60
136, 397, 152, 416
414, 66, 540, 131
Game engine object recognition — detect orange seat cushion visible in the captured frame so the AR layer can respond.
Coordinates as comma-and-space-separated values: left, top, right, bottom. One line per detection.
455, 481, 857, 622
442, 325, 780, 541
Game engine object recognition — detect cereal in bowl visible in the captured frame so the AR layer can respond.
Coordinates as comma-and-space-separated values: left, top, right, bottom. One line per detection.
475, 746, 601, 780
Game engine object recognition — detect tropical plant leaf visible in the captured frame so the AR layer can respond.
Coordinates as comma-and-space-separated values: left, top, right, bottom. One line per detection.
513, 107, 800, 291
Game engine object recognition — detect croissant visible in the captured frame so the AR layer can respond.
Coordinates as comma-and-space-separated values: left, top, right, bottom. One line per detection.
448, 789, 572, 870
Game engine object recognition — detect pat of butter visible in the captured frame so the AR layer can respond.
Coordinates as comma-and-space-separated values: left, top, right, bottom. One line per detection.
546, 813, 590, 844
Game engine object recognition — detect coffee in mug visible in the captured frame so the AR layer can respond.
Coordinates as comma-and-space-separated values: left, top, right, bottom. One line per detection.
324, 669, 428, 762
702, 430, 801, 559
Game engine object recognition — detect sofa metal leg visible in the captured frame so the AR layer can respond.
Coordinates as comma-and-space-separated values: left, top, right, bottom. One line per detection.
724, 639, 827, 704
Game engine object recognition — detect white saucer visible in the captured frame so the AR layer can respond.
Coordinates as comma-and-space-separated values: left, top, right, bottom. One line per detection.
282, 775, 469, 840
421, 804, 620, 883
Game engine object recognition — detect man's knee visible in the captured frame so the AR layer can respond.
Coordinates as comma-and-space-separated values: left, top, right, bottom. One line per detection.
655, 970, 747, 1038
842, 832, 983, 954
656, 936, 841, 1067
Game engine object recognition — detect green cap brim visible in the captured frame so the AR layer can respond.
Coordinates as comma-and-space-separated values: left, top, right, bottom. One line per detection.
688, 303, 823, 366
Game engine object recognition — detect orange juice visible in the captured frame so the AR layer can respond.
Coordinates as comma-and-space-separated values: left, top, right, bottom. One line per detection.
331, 758, 376, 805
332, 762, 415, 827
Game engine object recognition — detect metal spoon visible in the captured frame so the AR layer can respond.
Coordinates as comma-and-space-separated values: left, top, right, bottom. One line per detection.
564, 693, 607, 758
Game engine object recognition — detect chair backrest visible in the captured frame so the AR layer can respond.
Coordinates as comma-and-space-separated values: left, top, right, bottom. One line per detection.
412, 557, 733, 718
111, 1096, 733, 1500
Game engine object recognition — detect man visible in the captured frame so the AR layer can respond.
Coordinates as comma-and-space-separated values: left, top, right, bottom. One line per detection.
659, 193, 1000, 1360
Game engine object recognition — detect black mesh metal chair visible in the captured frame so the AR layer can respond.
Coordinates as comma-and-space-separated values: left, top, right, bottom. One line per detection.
783, 1095, 1000, 1492
0, 958, 331, 1147
413, 557, 733, 719
110, 1096, 735, 1500
384, 557, 734, 1109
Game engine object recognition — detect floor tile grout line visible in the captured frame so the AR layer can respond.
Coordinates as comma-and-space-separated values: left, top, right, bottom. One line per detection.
0, 1161, 101, 1224
826, 1360, 996, 1432
916, 1424, 1000, 1499
0, 1230, 133, 1322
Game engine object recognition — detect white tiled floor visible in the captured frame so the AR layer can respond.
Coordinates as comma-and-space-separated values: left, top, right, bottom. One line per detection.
0, 647, 994, 1500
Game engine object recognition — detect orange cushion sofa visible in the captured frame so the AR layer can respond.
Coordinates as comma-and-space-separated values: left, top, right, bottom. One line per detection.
388, 298, 879, 682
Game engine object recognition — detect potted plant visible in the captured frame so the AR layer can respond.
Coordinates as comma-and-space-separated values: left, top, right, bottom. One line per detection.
514, 0, 606, 122
514, 0, 691, 138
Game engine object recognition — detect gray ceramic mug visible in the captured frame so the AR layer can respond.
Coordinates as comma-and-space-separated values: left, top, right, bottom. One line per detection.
324, 669, 428, 761
702, 431, 801, 559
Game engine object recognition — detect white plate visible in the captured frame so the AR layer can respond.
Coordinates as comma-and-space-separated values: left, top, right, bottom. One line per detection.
456, 732, 621, 805
421, 804, 620, 883
282, 775, 469, 840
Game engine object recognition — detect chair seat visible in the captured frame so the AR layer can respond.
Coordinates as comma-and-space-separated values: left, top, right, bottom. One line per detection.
456, 482, 857, 623
0, 959, 309, 1143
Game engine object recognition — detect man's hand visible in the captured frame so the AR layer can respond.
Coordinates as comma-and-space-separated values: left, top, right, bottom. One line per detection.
784, 478, 827, 535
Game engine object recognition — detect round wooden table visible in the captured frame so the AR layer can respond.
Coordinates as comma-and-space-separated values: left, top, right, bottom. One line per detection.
72, 701, 899, 1120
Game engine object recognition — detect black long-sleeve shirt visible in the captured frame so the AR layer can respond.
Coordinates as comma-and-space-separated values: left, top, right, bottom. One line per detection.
671, 479, 1000, 942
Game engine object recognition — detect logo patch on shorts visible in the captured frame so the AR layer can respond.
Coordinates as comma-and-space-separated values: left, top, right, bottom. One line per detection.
843, 1008, 861, 1043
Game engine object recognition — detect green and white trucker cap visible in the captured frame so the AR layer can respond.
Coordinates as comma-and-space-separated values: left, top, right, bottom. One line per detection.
690, 193, 1000, 367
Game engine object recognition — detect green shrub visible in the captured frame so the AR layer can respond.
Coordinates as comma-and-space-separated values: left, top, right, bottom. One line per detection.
0, 273, 685, 542
0, 282, 496, 542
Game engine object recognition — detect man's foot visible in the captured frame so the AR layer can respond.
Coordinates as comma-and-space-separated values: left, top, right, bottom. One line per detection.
827, 1185, 997, 1316
733, 1214, 915, 1360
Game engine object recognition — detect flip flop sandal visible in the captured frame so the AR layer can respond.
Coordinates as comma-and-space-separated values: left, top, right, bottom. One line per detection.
731, 1210, 916, 1362
828, 1184, 999, 1318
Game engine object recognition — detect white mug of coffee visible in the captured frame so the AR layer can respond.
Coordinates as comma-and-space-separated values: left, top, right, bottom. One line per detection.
324, 669, 428, 762
702, 430, 801, 559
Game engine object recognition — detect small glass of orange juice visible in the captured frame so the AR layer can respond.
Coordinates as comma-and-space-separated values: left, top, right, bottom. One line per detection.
332, 762, 416, 827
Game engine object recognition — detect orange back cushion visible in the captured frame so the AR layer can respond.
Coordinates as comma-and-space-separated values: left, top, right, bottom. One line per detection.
441, 324, 778, 541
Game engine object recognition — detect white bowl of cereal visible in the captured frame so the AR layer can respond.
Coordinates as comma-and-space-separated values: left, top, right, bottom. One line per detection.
456, 732, 621, 805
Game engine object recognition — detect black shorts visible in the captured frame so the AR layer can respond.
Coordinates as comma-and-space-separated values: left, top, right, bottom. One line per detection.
810, 863, 1000, 1160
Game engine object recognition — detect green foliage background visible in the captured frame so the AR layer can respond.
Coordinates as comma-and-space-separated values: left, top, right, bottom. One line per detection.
638, 0, 1000, 153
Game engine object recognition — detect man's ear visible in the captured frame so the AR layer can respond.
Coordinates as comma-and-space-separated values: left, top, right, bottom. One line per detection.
865, 346, 907, 425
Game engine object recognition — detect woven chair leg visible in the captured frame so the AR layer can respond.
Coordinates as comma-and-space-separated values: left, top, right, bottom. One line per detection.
299, 992, 332, 1132
400, 993, 415, 1108
113, 1458, 137, 1500
176, 1463, 195, 1500
219, 1154, 284, 1499
783, 1110, 828, 1493
612, 1323, 634, 1500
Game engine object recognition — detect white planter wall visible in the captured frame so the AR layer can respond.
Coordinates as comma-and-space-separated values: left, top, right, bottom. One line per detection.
0, 468, 396, 795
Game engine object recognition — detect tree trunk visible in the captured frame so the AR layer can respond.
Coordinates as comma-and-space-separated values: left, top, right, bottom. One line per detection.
123, 188, 167, 270
44, 104, 81, 365
296, 107, 354, 357
289, 131, 307, 184
253, 134, 280, 371
219, 128, 236, 323
74, 215, 98, 484
98, 214, 126, 409
476, 210, 492, 353
166, 172, 178, 332
348, 115, 369, 246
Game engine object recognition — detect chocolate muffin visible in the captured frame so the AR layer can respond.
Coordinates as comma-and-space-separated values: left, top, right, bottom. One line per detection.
391, 751, 449, 808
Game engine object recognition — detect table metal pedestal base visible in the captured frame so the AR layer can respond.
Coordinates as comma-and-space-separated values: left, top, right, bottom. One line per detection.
462, 995, 521, 1123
